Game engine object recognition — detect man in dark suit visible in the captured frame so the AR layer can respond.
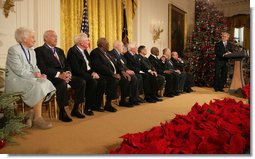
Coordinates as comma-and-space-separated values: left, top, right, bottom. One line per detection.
35, 30, 85, 122
171, 51, 193, 93
90, 38, 120, 112
66, 33, 106, 115
124, 43, 144, 96
137, 46, 164, 101
109, 40, 140, 106
161, 48, 181, 96
214, 32, 232, 92
149, 47, 176, 97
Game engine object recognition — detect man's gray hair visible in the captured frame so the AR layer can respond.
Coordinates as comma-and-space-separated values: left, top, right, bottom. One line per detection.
15, 27, 34, 43
162, 48, 170, 55
74, 33, 88, 44
128, 42, 137, 50
113, 40, 123, 49
43, 30, 56, 41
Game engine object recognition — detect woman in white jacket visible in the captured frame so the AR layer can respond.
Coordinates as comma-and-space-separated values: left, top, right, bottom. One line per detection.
5, 27, 56, 129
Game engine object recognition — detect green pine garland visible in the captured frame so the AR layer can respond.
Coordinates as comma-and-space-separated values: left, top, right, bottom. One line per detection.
0, 92, 27, 143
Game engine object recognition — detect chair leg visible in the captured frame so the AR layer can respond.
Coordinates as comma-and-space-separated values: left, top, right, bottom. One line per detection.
21, 101, 25, 114
48, 100, 52, 119
54, 95, 58, 119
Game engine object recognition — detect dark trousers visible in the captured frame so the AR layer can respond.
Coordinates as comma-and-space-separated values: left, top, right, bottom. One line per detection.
100, 75, 119, 103
119, 74, 138, 101
50, 76, 86, 109
142, 73, 158, 98
184, 72, 194, 90
84, 78, 106, 110
136, 74, 143, 95
215, 60, 228, 90
157, 74, 165, 91
163, 73, 178, 95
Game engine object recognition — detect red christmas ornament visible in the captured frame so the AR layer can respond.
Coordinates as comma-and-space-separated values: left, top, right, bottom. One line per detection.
0, 140, 6, 149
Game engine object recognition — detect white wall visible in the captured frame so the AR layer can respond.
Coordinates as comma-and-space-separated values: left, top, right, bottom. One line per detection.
0, 0, 60, 68
132, 0, 195, 56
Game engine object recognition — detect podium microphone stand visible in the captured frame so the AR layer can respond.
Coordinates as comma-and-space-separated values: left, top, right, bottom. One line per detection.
224, 49, 247, 95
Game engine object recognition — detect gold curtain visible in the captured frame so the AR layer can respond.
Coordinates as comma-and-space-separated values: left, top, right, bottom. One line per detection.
60, 0, 136, 54
227, 14, 250, 50
60, 0, 84, 54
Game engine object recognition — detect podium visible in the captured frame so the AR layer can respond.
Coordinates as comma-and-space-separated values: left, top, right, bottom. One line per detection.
224, 50, 247, 94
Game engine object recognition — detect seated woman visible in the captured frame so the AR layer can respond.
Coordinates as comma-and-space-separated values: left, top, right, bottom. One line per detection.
5, 27, 56, 129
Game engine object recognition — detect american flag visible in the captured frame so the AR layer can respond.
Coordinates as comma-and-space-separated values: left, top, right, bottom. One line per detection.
122, 8, 128, 42
81, 0, 89, 37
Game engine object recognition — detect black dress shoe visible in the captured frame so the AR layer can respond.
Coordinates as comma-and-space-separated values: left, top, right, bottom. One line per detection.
104, 106, 117, 112
219, 89, 224, 92
163, 94, 174, 97
152, 97, 163, 101
84, 109, 94, 116
119, 101, 134, 107
145, 97, 157, 103
59, 110, 72, 122
129, 100, 140, 105
92, 106, 105, 112
71, 110, 85, 119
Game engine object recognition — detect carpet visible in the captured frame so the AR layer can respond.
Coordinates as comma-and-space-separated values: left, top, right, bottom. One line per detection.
0, 87, 247, 154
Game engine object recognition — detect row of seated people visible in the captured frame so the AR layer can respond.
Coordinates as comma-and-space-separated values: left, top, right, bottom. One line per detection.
5, 27, 193, 129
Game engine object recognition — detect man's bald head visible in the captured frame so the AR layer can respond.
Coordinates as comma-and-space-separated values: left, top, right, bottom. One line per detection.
150, 47, 159, 56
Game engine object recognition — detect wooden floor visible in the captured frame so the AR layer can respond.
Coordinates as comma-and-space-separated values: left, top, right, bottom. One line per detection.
0, 87, 247, 154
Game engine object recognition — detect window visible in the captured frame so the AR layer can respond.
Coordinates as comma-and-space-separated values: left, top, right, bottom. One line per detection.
234, 27, 244, 46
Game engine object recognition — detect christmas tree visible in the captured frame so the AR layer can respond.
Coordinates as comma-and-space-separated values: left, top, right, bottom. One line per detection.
0, 92, 27, 148
185, 0, 227, 87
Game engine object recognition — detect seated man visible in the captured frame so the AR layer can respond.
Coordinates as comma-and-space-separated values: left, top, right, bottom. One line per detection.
35, 30, 86, 122
161, 48, 182, 96
149, 47, 177, 97
67, 33, 107, 115
137, 46, 164, 100
90, 38, 120, 112
171, 51, 193, 93
109, 40, 140, 106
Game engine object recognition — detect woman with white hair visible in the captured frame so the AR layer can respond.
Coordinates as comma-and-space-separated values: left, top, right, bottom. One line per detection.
5, 27, 56, 129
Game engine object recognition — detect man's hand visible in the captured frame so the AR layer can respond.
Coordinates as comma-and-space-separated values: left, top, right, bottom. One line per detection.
91, 72, 100, 79
152, 71, 157, 77
122, 71, 131, 81
223, 51, 232, 57
174, 70, 181, 74
163, 70, 172, 74
59, 72, 72, 83
126, 69, 135, 75
113, 73, 121, 79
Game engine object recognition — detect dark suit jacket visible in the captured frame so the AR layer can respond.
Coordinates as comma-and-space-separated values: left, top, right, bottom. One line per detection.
137, 54, 155, 73
67, 45, 94, 80
163, 59, 176, 71
90, 48, 119, 76
35, 44, 71, 80
124, 52, 142, 74
148, 55, 165, 74
171, 58, 184, 71
108, 49, 126, 72
215, 41, 233, 61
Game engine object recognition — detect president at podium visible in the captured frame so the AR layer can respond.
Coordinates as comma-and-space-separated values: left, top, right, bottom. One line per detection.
214, 32, 233, 92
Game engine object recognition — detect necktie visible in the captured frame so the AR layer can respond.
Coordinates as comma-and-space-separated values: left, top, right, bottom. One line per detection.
52, 47, 62, 67
82, 51, 91, 71
224, 42, 227, 49
104, 53, 116, 74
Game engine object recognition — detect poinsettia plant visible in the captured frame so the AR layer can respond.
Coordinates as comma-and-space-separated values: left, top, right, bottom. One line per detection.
242, 84, 250, 99
110, 98, 250, 154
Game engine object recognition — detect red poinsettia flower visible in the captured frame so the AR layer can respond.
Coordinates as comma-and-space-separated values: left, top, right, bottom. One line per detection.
242, 84, 250, 99
110, 98, 250, 154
